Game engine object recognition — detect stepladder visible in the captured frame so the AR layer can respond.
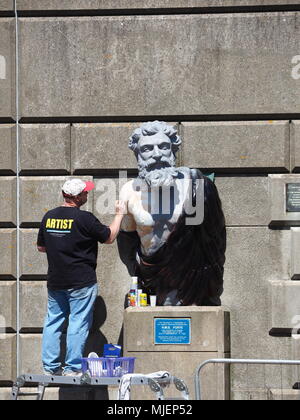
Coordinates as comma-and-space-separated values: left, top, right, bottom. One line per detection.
11, 373, 189, 401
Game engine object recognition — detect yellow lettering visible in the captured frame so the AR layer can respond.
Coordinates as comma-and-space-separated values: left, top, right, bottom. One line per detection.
46, 218, 75, 231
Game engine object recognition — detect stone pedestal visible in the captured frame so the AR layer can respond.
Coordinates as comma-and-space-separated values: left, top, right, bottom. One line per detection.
124, 306, 230, 400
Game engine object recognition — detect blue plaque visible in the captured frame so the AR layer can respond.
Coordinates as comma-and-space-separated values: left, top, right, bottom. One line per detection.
154, 318, 191, 345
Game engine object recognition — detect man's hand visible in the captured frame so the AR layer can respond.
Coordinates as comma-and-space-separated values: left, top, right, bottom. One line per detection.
37, 246, 46, 253
115, 200, 126, 216
105, 201, 126, 244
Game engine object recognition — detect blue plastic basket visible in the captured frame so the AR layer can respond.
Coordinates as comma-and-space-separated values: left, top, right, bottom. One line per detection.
81, 357, 136, 378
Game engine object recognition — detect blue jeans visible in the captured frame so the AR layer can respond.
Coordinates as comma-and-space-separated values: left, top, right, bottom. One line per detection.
42, 284, 98, 373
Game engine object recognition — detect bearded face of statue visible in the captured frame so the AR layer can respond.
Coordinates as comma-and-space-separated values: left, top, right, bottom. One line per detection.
137, 132, 178, 188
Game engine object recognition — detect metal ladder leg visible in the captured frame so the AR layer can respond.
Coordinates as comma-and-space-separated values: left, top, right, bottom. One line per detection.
36, 384, 47, 400
11, 376, 48, 400
173, 377, 190, 400
11, 376, 25, 401
11, 384, 21, 401
148, 378, 165, 400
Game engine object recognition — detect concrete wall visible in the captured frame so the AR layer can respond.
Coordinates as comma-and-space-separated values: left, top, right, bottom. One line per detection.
17, 14, 300, 117
1, 1, 300, 400
13, 1, 300, 10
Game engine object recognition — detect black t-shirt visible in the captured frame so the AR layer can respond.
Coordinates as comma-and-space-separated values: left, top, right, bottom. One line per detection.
37, 207, 111, 290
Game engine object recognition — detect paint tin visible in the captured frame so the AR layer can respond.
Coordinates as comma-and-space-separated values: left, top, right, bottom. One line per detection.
139, 293, 148, 306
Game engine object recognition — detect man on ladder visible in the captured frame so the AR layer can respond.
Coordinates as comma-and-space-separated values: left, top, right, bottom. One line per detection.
37, 179, 125, 377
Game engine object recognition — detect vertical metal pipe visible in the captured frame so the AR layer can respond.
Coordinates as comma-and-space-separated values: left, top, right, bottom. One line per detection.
14, 0, 20, 378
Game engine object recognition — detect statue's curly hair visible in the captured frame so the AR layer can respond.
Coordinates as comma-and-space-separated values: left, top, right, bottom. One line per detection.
129, 121, 182, 156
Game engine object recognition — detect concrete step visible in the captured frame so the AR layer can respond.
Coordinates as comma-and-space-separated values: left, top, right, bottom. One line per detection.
269, 281, 300, 329
268, 388, 300, 400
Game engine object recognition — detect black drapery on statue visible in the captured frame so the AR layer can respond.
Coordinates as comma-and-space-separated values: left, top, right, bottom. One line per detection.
117, 171, 226, 306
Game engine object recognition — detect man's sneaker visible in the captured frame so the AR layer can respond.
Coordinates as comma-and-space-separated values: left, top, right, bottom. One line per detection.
43, 368, 62, 376
62, 371, 82, 377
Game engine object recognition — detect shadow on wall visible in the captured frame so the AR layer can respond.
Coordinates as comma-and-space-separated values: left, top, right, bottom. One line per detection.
84, 295, 108, 357
59, 296, 109, 400
117, 292, 132, 355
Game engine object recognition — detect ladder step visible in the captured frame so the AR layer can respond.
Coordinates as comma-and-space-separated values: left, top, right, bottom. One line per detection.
17, 392, 40, 396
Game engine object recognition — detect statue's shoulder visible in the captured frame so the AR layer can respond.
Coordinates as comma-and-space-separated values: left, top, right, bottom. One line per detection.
177, 167, 204, 179
120, 179, 135, 201
121, 179, 135, 189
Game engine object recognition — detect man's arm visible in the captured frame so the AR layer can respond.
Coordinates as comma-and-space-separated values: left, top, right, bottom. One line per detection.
37, 217, 46, 253
105, 200, 126, 244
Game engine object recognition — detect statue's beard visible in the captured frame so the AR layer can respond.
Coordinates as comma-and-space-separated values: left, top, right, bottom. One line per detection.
138, 156, 178, 188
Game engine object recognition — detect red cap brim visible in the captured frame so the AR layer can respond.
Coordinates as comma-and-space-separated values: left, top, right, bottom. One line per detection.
83, 181, 95, 192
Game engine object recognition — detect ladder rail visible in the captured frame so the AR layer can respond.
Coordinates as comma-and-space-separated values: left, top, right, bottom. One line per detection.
11, 373, 190, 401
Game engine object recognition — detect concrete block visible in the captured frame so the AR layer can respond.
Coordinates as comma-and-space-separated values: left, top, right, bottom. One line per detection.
19, 124, 71, 173
0, 1, 14, 11
270, 281, 300, 329
15, 0, 300, 10
0, 177, 16, 225
231, 361, 300, 394
19, 13, 300, 117
0, 281, 16, 331
291, 228, 300, 280
20, 229, 48, 277
182, 121, 290, 171
19, 282, 47, 330
222, 227, 292, 390
0, 334, 16, 382
0, 125, 16, 173
232, 389, 274, 400
72, 123, 140, 172
124, 307, 230, 353
19, 176, 93, 225
0, 19, 15, 118
124, 307, 230, 400
0, 229, 16, 278
215, 176, 270, 226
269, 175, 300, 226
291, 121, 300, 172
19, 334, 43, 375
268, 389, 300, 400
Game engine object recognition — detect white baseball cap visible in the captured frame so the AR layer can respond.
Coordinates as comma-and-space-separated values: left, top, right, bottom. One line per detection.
62, 179, 95, 197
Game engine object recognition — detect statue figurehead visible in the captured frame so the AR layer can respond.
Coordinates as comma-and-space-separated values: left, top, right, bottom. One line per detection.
118, 121, 226, 306
129, 121, 182, 188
